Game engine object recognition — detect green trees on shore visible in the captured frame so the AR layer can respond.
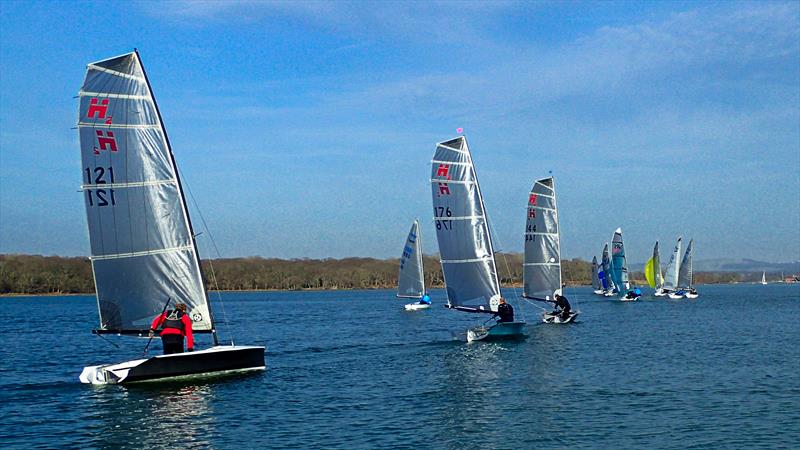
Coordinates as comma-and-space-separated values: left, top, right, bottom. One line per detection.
0, 254, 748, 295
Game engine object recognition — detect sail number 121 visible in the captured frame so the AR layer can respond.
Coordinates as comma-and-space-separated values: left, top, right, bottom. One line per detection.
85, 166, 116, 207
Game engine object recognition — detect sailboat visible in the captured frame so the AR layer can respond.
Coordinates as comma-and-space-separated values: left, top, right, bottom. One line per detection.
760, 271, 768, 285
522, 177, 579, 323
591, 256, 604, 295
664, 237, 684, 299
612, 228, 640, 301
601, 243, 616, 296
430, 136, 525, 342
646, 241, 667, 296
77, 51, 265, 385
676, 239, 698, 298
398, 219, 431, 310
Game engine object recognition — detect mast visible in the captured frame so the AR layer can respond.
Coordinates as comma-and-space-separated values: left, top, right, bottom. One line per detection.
416, 219, 425, 295
135, 50, 219, 345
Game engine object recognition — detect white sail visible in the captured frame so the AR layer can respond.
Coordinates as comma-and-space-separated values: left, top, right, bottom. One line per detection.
601, 243, 615, 292
761, 271, 767, 284
523, 177, 561, 300
591, 256, 601, 291
430, 136, 501, 312
78, 52, 212, 333
663, 237, 682, 291
397, 219, 425, 298
677, 238, 694, 289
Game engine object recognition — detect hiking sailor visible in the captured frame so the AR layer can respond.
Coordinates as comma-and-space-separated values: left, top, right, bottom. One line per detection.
495, 297, 515, 323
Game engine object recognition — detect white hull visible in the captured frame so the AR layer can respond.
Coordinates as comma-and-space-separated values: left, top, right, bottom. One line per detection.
404, 303, 431, 311
620, 296, 639, 302
603, 291, 616, 297
685, 292, 699, 299
80, 345, 265, 385
593, 289, 605, 295
668, 292, 685, 299
542, 311, 579, 324
654, 289, 667, 297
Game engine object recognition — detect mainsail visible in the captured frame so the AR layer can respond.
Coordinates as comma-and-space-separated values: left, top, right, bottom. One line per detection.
78, 52, 212, 333
645, 241, 664, 289
591, 256, 602, 291
663, 237, 683, 291
610, 228, 630, 292
430, 136, 501, 312
523, 177, 561, 300
677, 238, 694, 289
397, 219, 425, 298
601, 243, 615, 292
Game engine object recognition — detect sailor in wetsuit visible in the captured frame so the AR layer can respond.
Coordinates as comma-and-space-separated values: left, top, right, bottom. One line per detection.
551, 294, 572, 319
420, 293, 431, 305
150, 303, 194, 354
495, 297, 514, 323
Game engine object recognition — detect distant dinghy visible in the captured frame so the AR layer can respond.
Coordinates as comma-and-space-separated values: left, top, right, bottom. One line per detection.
601, 244, 616, 296
76, 51, 264, 385
398, 219, 431, 310
430, 136, 525, 342
664, 237, 684, 299
522, 177, 578, 323
760, 271, 768, 285
646, 241, 667, 296
677, 239, 698, 298
592, 256, 605, 295
611, 228, 641, 301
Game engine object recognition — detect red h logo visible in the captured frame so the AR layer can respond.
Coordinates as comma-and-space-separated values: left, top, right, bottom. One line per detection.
529, 194, 537, 205
436, 164, 450, 178
87, 98, 109, 119
94, 130, 118, 154
438, 183, 450, 196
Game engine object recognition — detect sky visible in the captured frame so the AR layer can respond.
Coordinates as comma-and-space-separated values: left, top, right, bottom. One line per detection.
1, 0, 798, 263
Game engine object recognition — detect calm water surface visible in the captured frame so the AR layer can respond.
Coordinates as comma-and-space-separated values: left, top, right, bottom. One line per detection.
1, 284, 798, 448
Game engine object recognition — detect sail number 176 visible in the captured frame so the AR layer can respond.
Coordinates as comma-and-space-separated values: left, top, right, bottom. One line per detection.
434, 206, 453, 230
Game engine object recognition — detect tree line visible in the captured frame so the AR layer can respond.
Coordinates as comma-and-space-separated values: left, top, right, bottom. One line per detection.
0, 253, 758, 295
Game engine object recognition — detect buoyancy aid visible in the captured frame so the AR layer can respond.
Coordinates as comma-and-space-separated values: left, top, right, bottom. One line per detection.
160, 310, 186, 332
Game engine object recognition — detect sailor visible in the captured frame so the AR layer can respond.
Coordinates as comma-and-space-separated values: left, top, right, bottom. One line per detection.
420, 293, 432, 305
552, 294, 572, 319
495, 297, 514, 323
150, 303, 194, 355
633, 287, 642, 296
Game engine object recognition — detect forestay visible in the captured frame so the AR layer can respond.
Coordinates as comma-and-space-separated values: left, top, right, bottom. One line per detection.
78, 52, 212, 333
678, 239, 694, 289
611, 228, 630, 292
663, 237, 682, 291
430, 136, 500, 312
397, 219, 425, 298
601, 244, 615, 292
523, 177, 561, 300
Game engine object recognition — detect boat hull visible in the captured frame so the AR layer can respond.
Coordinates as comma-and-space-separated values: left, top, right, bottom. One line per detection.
404, 303, 431, 311
80, 345, 265, 385
542, 311, 579, 324
654, 289, 667, 297
593, 289, 605, 295
684, 292, 699, 299
668, 292, 685, 299
467, 321, 526, 342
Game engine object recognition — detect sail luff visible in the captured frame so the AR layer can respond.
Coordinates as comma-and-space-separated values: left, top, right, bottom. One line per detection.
135, 50, 216, 334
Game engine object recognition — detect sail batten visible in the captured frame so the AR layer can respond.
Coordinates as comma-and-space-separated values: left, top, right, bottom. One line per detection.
523, 177, 561, 301
431, 136, 501, 311
78, 52, 212, 332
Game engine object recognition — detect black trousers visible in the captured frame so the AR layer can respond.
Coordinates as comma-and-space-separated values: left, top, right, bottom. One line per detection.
161, 334, 184, 355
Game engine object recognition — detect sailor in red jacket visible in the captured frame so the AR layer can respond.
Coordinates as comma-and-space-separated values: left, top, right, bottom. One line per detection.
149, 303, 194, 354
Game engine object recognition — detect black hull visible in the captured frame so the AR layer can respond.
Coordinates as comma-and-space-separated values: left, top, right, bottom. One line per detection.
124, 346, 265, 383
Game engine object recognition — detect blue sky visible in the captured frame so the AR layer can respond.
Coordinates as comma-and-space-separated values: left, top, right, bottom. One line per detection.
1, 0, 798, 263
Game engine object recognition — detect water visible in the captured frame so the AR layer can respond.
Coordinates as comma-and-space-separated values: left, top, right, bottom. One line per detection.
1, 284, 798, 448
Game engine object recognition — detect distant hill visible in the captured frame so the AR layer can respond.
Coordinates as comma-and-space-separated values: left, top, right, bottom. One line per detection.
630, 258, 800, 273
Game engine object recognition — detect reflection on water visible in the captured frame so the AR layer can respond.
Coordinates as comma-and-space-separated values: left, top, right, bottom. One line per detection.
82, 382, 216, 449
